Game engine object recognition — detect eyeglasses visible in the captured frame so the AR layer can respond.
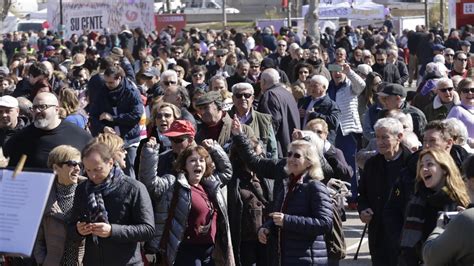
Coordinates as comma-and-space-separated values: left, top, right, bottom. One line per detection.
287, 151, 302, 159
438, 87, 454, 93
234, 93, 252, 99
163, 80, 177, 86
169, 137, 187, 143
460, 88, 474, 94
29, 104, 57, 112
59, 160, 82, 168
156, 113, 173, 119
456, 58, 468, 62
193, 73, 204, 78
445, 54, 455, 57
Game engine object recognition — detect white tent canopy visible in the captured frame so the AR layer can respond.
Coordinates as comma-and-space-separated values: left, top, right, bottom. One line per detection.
302, 1, 385, 20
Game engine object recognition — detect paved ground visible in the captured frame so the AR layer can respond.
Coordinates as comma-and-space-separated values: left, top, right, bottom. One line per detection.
340, 210, 371, 266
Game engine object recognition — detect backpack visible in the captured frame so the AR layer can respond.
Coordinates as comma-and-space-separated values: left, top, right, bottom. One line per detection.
324, 202, 346, 260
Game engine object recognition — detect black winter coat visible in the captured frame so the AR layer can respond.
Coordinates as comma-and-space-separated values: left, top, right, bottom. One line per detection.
257, 84, 300, 158
298, 94, 340, 144
231, 135, 332, 265
69, 167, 155, 265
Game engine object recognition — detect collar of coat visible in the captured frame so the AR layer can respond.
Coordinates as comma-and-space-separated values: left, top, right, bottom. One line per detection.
432, 94, 460, 109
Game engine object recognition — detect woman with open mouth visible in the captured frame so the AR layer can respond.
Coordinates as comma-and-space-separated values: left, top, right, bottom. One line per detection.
399, 148, 470, 265
139, 137, 234, 266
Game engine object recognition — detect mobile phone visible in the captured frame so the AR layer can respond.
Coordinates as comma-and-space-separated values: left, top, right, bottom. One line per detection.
80, 214, 91, 223
328, 64, 343, 72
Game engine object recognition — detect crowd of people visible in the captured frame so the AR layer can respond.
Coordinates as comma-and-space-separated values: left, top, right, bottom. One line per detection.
0, 18, 473, 266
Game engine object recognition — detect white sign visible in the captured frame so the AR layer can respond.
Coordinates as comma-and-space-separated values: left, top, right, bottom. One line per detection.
0, 169, 55, 257
464, 3, 474, 14
48, 0, 155, 38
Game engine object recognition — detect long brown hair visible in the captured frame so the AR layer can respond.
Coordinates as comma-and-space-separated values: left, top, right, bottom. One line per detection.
416, 148, 470, 207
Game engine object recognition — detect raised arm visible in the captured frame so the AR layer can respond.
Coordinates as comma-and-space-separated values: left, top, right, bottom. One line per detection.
202, 139, 233, 186
138, 137, 176, 200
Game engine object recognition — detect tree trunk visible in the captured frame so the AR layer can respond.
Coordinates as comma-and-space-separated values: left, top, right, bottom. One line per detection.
304, 0, 320, 46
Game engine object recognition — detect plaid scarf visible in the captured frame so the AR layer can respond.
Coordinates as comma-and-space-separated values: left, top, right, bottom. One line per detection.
400, 185, 454, 248
85, 166, 123, 224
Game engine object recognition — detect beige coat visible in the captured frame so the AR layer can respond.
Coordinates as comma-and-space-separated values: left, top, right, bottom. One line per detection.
34, 178, 85, 266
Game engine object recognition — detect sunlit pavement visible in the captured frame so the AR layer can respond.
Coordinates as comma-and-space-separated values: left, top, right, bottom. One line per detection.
340, 210, 371, 266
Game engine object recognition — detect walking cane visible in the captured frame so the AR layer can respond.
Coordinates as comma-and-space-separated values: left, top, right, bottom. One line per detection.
353, 224, 368, 260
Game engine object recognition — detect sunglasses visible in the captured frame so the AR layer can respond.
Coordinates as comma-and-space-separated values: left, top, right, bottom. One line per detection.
234, 93, 252, 99
461, 88, 474, 94
299, 71, 309, 74
193, 73, 204, 78
445, 54, 455, 57
287, 151, 302, 159
438, 87, 454, 93
169, 137, 187, 143
59, 160, 82, 167
216, 54, 225, 58
156, 113, 173, 119
457, 58, 468, 62
163, 81, 177, 86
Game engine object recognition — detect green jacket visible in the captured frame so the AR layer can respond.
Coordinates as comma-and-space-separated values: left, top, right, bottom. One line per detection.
423, 95, 460, 122
229, 107, 278, 159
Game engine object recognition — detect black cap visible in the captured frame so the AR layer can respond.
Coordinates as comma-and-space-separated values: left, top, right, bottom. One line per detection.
377, 83, 407, 98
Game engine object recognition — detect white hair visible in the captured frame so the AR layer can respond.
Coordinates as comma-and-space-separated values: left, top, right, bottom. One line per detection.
285, 136, 324, 180
261, 68, 280, 85
401, 131, 421, 152
386, 111, 414, 133
374, 117, 404, 136
433, 54, 445, 64
443, 118, 469, 146
436, 77, 454, 90
161, 69, 178, 80
231, 82, 254, 94
310, 75, 329, 89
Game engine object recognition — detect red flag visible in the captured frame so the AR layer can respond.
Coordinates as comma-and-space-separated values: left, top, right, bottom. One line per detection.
282, 0, 288, 8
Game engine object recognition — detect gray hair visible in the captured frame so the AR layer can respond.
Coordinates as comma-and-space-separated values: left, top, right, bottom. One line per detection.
386, 110, 414, 132
210, 75, 228, 90
387, 48, 398, 57
436, 77, 454, 90
231, 82, 254, 94
374, 117, 404, 136
401, 131, 421, 152
310, 75, 329, 89
443, 118, 469, 146
237, 59, 250, 69
261, 68, 280, 85
433, 54, 445, 64
176, 86, 191, 108
161, 69, 178, 80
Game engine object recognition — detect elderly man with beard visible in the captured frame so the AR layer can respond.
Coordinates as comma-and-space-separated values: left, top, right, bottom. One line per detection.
4, 92, 91, 168
228, 82, 278, 159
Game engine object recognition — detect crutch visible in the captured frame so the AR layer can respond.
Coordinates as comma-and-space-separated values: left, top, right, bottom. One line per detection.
353, 223, 368, 260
